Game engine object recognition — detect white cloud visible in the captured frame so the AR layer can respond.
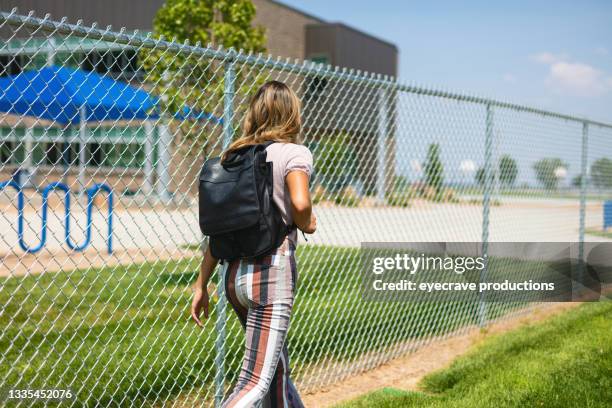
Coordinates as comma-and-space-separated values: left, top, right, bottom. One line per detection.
546, 61, 611, 97
531, 52, 569, 64
532, 51, 612, 97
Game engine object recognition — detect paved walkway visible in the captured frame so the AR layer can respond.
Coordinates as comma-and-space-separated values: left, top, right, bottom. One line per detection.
1, 198, 609, 275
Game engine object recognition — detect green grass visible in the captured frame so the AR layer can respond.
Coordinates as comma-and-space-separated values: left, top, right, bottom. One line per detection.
0, 245, 554, 406
0, 257, 210, 407
457, 186, 610, 201
337, 301, 612, 408
585, 228, 612, 239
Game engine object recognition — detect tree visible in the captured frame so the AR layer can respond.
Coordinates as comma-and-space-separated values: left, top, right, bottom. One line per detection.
498, 155, 518, 187
475, 167, 485, 186
141, 0, 266, 143
310, 133, 358, 192
590, 157, 612, 189
392, 175, 410, 193
152, 0, 265, 52
424, 143, 444, 193
533, 158, 568, 190
571, 174, 584, 188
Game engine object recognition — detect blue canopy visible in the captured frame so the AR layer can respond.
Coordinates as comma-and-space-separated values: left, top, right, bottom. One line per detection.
0, 66, 157, 125
0, 65, 222, 126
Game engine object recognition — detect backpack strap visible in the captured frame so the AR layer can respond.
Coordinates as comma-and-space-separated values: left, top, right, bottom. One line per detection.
261, 140, 277, 148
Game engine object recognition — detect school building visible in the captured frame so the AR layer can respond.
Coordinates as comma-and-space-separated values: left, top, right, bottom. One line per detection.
0, 0, 398, 199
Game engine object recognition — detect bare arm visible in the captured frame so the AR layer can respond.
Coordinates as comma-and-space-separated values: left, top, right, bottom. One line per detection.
194, 243, 218, 290
190, 243, 219, 327
286, 170, 316, 233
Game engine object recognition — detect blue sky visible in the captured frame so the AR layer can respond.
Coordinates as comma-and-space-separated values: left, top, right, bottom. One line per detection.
283, 0, 612, 123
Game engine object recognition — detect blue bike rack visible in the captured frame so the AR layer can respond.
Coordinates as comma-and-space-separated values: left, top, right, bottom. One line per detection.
0, 181, 113, 254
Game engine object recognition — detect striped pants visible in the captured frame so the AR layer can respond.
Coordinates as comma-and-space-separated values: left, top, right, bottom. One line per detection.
221, 238, 305, 408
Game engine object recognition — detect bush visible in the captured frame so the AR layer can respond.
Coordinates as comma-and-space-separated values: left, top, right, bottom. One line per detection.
308, 134, 359, 193
334, 186, 362, 207
311, 184, 327, 205
385, 191, 412, 207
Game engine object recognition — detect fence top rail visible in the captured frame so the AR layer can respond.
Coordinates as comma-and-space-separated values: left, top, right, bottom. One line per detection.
2, 9, 612, 130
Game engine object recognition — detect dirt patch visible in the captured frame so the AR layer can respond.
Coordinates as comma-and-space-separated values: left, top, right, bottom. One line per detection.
301, 302, 579, 408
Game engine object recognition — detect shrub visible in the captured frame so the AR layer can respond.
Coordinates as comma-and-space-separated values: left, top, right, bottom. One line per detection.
334, 186, 362, 207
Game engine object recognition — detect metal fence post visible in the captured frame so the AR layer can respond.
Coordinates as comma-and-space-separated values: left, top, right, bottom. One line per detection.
78, 106, 87, 193
577, 121, 589, 297
143, 121, 155, 194
479, 103, 494, 327
376, 87, 388, 203
24, 125, 33, 180
214, 56, 235, 408
155, 123, 172, 202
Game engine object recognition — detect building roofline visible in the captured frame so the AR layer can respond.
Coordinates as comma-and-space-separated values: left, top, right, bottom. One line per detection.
266, 0, 326, 24
309, 22, 399, 51
267, 2, 398, 51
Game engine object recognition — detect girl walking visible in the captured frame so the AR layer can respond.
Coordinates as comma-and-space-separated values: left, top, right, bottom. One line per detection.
191, 81, 316, 407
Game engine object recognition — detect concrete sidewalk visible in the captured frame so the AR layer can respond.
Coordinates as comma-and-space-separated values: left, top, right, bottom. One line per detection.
1, 199, 609, 275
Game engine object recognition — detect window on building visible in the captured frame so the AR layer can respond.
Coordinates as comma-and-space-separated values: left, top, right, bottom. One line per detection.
47, 142, 81, 166
31, 142, 79, 166
31, 142, 44, 166
86, 142, 144, 168
62, 52, 83, 69
65, 143, 80, 166
124, 50, 139, 75
80, 50, 140, 80
105, 143, 145, 168
308, 54, 329, 65
43, 142, 63, 166
87, 143, 104, 166
305, 75, 328, 102
305, 55, 329, 101
4, 141, 26, 165
0, 55, 31, 76
83, 51, 103, 74
2, 129, 146, 169
0, 141, 14, 164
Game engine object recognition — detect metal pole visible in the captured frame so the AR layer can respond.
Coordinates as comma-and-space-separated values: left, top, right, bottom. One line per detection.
46, 37, 55, 66
577, 122, 588, 298
376, 87, 388, 203
222, 60, 236, 149
24, 126, 33, 186
479, 104, 494, 327
78, 106, 87, 193
143, 121, 154, 195
214, 57, 235, 408
493, 130, 501, 201
155, 123, 171, 202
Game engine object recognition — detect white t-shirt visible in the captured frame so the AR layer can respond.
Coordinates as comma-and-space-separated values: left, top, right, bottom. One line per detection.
265, 142, 314, 245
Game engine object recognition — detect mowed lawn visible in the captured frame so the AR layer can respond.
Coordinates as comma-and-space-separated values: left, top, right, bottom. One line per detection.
337, 301, 612, 408
0, 245, 543, 406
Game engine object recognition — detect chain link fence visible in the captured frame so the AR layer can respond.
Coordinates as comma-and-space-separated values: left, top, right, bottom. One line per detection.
1, 10, 611, 407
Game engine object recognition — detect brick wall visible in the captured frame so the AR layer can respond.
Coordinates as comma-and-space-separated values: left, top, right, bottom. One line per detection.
252, 0, 323, 60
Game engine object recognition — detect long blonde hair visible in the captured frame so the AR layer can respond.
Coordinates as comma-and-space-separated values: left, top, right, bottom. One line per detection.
222, 81, 301, 162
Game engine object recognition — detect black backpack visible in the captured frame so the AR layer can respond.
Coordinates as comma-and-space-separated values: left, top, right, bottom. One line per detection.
198, 141, 291, 261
